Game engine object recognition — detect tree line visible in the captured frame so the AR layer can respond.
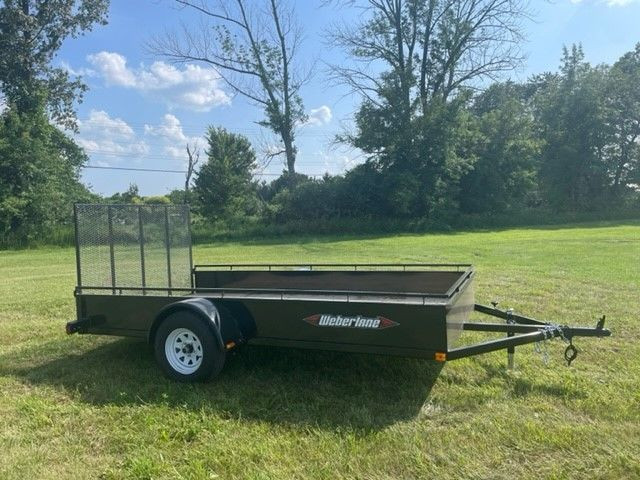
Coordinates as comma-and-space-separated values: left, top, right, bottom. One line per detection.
0, 1, 638, 246
175, 44, 639, 225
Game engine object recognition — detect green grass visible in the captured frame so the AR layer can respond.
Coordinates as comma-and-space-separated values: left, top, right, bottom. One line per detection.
1, 220, 639, 479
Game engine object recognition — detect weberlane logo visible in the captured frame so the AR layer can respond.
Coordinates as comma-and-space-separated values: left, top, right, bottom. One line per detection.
303, 314, 399, 330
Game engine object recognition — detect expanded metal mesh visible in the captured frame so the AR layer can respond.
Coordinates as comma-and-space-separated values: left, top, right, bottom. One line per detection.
75, 204, 192, 294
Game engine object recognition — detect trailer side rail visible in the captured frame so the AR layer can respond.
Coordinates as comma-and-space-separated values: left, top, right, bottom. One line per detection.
193, 263, 472, 271
73, 281, 470, 305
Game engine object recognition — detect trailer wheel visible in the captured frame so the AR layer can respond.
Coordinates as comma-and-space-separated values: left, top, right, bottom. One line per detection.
154, 311, 225, 382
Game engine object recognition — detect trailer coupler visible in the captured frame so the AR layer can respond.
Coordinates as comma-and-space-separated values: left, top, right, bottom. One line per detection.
444, 305, 610, 367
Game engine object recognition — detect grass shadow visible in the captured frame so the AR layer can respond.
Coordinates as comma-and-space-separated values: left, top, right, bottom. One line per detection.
1, 337, 443, 431
474, 359, 588, 399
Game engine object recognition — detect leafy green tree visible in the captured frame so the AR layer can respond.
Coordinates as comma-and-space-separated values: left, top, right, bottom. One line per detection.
336, 163, 388, 216
0, 0, 109, 130
0, 0, 109, 244
143, 195, 171, 205
459, 82, 541, 213
605, 44, 640, 198
349, 89, 476, 216
265, 174, 342, 222
167, 188, 195, 205
331, 0, 531, 216
257, 171, 313, 203
108, 184, 142, 204
194, 127, 258, 220
0, 106, 93, 241
534, 45, 610, 210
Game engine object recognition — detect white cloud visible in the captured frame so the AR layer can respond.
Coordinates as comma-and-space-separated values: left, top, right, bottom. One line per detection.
77, 111, 207, 172
145, 114, 188, 143
304, 105, 332, 127
86, 51, 231, 111
80, 110, 135, 138
60, 60, 96, 78
87, 52, 136, 86
77, 110, 149, 157
144, 114, 203, 162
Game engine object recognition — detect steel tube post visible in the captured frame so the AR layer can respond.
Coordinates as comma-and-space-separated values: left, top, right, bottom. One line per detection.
73, 204, 82, 292
447, 331, 552, 360
138, 206, 146, 295
107, 205, 116, 294
475, 304, 546, 326
164, 206, 172, 294
186, 205, 194, 292
507, 309, 515, 370
462, 322, 611, 337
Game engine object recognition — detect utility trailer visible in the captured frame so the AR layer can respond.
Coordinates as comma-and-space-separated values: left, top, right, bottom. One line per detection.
67, 204, 611, 382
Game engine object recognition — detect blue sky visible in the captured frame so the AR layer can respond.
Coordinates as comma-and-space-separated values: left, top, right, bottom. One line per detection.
57, 0, 640, 196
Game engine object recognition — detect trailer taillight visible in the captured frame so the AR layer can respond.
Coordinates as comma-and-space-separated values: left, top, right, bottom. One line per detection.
435, 352, 447, 362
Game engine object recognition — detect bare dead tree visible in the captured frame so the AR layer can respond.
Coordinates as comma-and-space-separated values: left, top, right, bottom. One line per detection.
185, 142, 200, 200
151, 0, 311, 174
327, 0, 531, 114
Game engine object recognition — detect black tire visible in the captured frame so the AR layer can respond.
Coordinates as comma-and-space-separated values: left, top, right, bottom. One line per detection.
154, 310, 225, 382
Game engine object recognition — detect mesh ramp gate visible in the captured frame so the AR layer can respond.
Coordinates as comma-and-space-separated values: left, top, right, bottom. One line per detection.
74, 204, 192, 294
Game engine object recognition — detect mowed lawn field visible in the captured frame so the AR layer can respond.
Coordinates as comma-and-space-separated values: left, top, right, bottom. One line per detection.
0, 221, 639, 479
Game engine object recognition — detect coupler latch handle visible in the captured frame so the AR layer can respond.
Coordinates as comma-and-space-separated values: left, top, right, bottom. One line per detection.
562, 315, 604, 367
564, 341, 579, 366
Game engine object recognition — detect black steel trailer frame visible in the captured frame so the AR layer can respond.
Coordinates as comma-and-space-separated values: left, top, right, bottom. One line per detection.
68, 280, 610, 364
67, 204, 611, 381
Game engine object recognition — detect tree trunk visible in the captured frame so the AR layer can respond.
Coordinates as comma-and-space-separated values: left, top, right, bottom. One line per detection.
419, 1, 436, 114
283, 132, 296, 174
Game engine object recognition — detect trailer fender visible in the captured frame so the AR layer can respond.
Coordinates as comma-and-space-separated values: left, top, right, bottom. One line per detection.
149, 298, 225, 352
217, 301, 257, 340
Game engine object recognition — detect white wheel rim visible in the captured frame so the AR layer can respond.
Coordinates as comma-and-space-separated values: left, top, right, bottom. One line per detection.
165, 328, 204, 375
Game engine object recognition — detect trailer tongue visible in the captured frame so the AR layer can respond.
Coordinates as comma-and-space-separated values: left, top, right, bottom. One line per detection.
66, 204, 610, 382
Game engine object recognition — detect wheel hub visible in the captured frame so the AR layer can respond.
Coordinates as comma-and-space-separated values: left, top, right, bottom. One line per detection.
164, 328, 203, 375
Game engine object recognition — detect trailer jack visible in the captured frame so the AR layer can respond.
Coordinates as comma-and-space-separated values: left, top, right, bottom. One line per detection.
446, 305, 611, 367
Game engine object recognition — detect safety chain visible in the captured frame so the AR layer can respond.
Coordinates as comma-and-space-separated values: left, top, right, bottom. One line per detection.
533, 324, 578, 366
